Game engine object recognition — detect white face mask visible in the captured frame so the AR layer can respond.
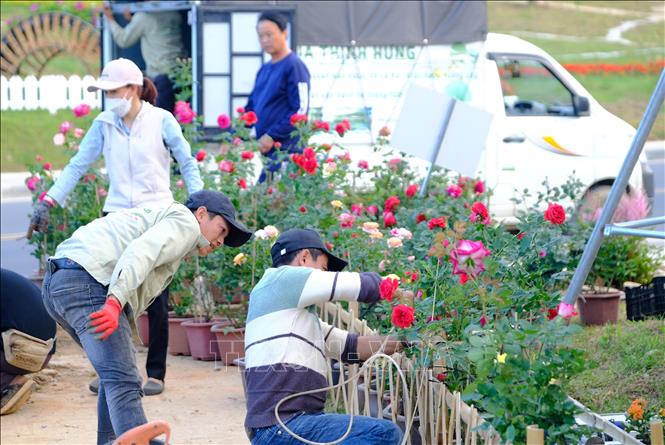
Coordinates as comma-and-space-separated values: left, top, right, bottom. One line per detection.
104, 95, 132, 117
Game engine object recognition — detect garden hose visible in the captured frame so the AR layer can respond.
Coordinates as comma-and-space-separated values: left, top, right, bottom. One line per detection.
273, 337, 413, 445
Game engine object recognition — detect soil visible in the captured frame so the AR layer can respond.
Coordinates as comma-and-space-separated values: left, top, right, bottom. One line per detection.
1, 326, 249, 444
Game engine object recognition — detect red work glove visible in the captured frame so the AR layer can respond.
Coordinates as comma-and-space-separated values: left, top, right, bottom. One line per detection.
89, 297, 123, 340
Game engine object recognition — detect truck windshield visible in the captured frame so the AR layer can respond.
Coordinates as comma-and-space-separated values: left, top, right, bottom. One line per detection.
496, 57, 575, 117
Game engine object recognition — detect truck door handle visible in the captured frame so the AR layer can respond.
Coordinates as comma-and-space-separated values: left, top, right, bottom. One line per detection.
503, 135, 525, 143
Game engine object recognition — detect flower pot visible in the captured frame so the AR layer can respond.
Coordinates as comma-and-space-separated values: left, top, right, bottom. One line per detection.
210, 323, 245, 366
168, 317, 192, 356
382, 403, 421, 445
357, 379, 386, 418
137, 312, 149, 346
182, 320, 221, 361
577, 290, 623, 325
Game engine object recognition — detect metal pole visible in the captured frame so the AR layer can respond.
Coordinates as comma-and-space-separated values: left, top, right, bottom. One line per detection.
419, 98, 456, 197
604, 226, 665, 239
613, 215, 665, 229
563, 69, 665, 305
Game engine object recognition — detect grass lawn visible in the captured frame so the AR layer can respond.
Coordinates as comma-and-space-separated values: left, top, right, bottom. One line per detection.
0, 109, 93, 171
566, 306, 665, 413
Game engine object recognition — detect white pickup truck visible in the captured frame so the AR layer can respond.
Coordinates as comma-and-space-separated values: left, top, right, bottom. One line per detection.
302, 33, 653, 219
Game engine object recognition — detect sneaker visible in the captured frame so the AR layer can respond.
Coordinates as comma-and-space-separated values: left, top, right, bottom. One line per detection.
1, 377, 35, 415
142, 378, 164, 396
89, 377, 99, 394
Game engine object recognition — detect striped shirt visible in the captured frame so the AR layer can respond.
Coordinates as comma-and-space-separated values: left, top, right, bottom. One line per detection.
244, 266, 381, 428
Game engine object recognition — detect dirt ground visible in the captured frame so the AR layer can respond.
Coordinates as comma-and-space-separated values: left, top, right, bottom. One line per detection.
1, 326, 249, 444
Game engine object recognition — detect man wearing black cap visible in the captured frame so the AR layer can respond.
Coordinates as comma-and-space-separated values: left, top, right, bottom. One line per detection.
243, 228, 404, 444
41, 190, 251, 444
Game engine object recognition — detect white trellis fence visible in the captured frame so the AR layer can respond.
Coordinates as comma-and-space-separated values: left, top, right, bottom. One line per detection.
0, 75, 101, 114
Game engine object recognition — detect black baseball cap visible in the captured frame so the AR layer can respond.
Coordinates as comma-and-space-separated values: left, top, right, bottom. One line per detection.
185, 190, 252, 248
271, 228, 348, 271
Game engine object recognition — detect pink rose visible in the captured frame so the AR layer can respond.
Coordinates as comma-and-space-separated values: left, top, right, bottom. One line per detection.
388, 157, 402, 168
447, 184, 462, 198
98, 187, 108, 197
358, 159, 369, 170
474, 180, 485, 194
449, 239, 491, 278
217, 113, 231, 129
26, 176, 39, 191
35, 155, 43, 162
53, 133, 66, 146
74, 128, 85, 139
351, 203, 363, 215
59, 121, 71, 134
339, 212, 356, 228
556, 302, 577, 319
73, 103, 91, 118
42, 162, 52, 171
233, 137, 242, 146
366, 205, 378, 216
218, 160, 235, 173
175, 179, 185, 188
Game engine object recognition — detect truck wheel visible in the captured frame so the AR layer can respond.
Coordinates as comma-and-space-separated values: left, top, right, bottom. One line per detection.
577, 185, 613, 223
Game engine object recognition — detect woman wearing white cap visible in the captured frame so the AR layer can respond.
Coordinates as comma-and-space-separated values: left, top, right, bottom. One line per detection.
27, 57, 203, 418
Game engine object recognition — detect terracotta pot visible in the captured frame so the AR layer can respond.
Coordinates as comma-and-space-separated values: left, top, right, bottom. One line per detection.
210, 323, 245, 366
137, 312, 149, 346
167, 317, 192, 356
182, 320, 221, 361
577, 290, 623, 325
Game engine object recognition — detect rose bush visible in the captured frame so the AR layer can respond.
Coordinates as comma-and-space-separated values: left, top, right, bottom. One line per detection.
26, 58, 661, 441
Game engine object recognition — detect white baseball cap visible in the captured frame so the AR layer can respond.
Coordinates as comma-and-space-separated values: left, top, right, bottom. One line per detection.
87, 58, 143, 92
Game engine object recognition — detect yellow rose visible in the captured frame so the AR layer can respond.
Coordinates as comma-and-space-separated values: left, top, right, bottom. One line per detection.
496, 352, 507, 364
369, 231, 384, 239
264, 225, 279, 238
233, 253, 247, 266
330, 200, 343, 209
387, 237, 403, 248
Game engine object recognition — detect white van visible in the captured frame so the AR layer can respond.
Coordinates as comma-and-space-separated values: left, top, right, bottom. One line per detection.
301, 33, 652, 220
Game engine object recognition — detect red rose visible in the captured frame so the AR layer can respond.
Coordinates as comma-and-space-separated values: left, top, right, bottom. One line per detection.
237, 178, 247, 189
299, 206, 307, 213
274, 141, 282, 149
459, 273, 468, 285
405, 184, 418, 198
358, 160, 369, 170
366, 205, 378, 216
341, 118, 351, 130
267, 186, 274, 195
43, 162, 52, 170
416, 213, 427, 224
517, 232, 526, 240
474, 180, 485, 194
335, 123, 347, 137
312, 120, 330, 132
391, 304, 415, 329
547, 308, 558, 320
383, 211, 396, 228
436, 372, 447, 382
544, 203, 566, 225
195, 150, 206, 162
427, 217, 447, 230
479, 314, 487, 327
379, 126, 391, 137
240, 111, 258, 126
384, 195, 400, 212
290, 113, 308, 126
236, 106, 245, 114
470, 202, 490, 225
351, 203, 363, 215
218, 160, 235, 173
241, 151, 254, 160
380, 277, 399, 301
325, 242, 334, 251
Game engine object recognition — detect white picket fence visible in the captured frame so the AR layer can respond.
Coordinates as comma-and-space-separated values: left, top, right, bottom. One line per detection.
0, 75, 101, 114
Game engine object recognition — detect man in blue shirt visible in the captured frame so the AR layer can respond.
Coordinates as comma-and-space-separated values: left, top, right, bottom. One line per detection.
246, 11, 310, 181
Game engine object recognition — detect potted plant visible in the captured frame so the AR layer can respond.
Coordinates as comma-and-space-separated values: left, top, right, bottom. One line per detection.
167, 291, 193, 356
136, 312, 150, 347
182, 273, 221, 361
575, 190, 662, 325
624, 398, 665, 444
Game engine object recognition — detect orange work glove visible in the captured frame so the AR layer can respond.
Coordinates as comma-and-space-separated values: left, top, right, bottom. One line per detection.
89, 297, 123, 340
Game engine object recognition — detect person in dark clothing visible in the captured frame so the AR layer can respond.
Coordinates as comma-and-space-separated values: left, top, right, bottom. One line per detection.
246, 11, 311, 182
1, 268, 56, 415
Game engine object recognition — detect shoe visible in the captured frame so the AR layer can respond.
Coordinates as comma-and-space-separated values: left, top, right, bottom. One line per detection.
89, 377, 99, 394
142, 378, 164, 396
1, 377, 35, 415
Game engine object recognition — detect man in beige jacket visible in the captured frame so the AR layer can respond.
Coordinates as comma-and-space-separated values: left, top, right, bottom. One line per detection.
41, 190, 251, 444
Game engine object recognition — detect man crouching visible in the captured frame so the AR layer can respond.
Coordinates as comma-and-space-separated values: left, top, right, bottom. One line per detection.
244, 228, 406, 444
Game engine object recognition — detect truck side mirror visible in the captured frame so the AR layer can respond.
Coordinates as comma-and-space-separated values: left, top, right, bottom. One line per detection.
574, 95, 590, 116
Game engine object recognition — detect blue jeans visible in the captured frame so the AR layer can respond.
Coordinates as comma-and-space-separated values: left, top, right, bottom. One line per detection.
251, 412, 403, 445
42, 263, 147, 445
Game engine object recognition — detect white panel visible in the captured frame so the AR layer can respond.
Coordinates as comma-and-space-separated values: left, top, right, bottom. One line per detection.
203, 76, 230, 127
23, 76, 39, 110
232, 12, 260, 53
232, 56, 261, 95
203, 22, 230, 74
